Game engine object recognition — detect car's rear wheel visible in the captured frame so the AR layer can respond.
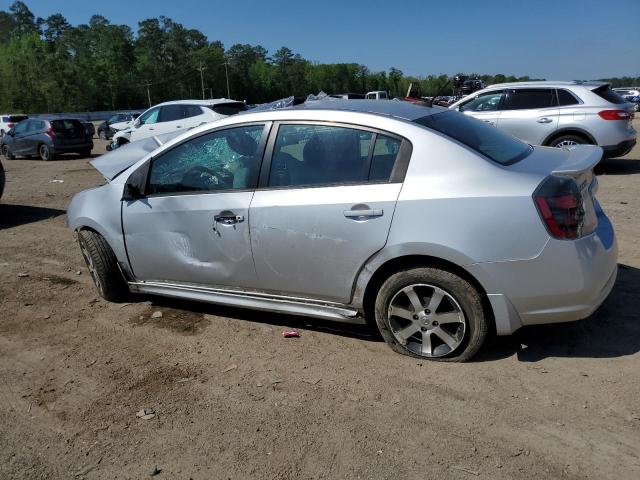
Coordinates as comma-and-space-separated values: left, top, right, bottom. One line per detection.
374, 267, 488, 362
548, 135, 589, 148
77, 230, 129, 302
38, 144, 52, 161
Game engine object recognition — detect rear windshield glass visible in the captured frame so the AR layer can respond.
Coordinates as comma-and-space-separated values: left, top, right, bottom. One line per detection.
592, 85, 626, 104
9, 115, 28, 122
207, 103, 248, 116
415, 111, 533, 166
51, 119, 84, 134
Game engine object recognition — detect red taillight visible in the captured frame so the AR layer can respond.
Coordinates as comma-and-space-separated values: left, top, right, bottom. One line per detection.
598, 109, 634, 120
533, 176, 585, 240
7, 123, 14, 129
46, 127, 56, 138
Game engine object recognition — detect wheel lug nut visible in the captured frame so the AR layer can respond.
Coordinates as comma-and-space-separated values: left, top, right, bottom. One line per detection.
425, 309, 431, 315
421, 327, 427, 332
413, 315, 419, 320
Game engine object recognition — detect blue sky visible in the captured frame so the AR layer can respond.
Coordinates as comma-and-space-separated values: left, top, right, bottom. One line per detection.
4, 0, 640, 79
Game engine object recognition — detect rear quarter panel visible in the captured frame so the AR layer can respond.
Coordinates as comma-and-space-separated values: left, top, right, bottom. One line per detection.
387, 130, 550, 265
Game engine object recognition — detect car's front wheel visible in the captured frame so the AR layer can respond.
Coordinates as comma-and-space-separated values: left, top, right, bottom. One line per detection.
2, 145, 14, 160
374, 267, 488, 362
77, 230, 129, 302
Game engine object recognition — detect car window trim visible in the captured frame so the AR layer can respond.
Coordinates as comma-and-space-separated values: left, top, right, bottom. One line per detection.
140, 121, 272, 198
256, 120, 412, 191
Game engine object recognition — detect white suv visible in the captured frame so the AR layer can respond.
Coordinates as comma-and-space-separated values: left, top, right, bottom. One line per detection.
0, 114, 29, 137
111, 99, 246, 147
449, 81, 636, 158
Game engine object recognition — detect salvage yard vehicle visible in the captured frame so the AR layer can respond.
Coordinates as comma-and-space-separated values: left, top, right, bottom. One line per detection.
0, 114, 28, 137
1, 117, 93, 160
450, 81, 637, 158
613, 87, 640, 112
97, 112, 140, 140
68, 100, 617, 362
108, 99, 247, 149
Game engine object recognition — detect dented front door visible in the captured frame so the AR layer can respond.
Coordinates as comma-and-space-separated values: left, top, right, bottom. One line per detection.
121, 123, 269, 288
122, 192, 257, 287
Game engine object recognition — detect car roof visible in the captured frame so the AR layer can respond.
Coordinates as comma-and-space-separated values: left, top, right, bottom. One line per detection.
289, 99, 444, 121
155, 98, 244, 107
486, 80, 608, 89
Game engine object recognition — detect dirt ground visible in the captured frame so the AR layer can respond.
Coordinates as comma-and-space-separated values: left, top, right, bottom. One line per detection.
1, 124, 639, 480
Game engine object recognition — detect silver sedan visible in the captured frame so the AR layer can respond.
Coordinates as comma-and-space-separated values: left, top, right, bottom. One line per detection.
67, 100, 617, 361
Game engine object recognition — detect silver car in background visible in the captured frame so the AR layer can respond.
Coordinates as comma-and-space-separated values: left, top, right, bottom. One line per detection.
67, 101, 617, 362
450, 81, 636, 158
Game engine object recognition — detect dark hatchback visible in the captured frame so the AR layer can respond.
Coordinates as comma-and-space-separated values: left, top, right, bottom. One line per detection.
1, 117, 93, 161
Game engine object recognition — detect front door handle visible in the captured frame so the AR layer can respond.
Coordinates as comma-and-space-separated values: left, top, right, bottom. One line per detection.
214, 214, 244, 225
537, 117, 553, 124
343, 208, 383, 218
482, 120, 495, 125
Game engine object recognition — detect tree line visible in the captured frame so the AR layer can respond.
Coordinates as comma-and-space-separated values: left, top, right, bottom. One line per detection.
0, 1, 638, 114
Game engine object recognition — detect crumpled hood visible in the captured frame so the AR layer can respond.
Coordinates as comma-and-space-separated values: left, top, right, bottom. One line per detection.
90, 131, 183, 180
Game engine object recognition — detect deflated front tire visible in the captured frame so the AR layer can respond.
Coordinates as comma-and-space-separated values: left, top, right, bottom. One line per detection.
77, 230, 129, 302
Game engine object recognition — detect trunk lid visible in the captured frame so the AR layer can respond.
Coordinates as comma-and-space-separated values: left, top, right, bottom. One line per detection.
51, 119, 87, 145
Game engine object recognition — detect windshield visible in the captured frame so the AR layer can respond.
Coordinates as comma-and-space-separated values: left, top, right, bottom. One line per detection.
415, 111, 533, 165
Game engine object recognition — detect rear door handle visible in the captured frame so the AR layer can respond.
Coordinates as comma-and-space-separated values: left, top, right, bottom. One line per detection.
343, 208, 383, 218
537, 117, 553, 124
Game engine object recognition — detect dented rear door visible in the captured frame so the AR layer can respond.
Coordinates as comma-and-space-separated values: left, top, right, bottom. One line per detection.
248, 122, 408, 303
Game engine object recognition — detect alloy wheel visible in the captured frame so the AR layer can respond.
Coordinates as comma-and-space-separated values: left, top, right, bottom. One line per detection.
555, 139, 579, 148
388, 284, 466, 358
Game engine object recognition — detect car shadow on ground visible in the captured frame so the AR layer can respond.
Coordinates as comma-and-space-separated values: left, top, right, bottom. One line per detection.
595, 157, 640, 175
477, 263, 640, 362
144, 296, 378, 341
138, 264, 639, 361
0, 204, 66, 229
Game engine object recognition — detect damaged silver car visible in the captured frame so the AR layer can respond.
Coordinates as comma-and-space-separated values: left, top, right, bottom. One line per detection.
68, 100, 617, 361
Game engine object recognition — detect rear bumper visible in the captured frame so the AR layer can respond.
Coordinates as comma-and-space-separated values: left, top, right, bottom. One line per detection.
467, 204, 618, 334
602, 138, 636, 159
52, 141, 93, 153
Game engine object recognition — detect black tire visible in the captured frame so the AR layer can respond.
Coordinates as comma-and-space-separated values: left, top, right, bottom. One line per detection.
2, 145, 15, 160
0, 160, 5, 199
548, 134, 590, 148
38, 143, 52, 161
79, 148, 92, 158
374, 267, 488, 362
77, 230, 129, 302
98, 130, 107, 140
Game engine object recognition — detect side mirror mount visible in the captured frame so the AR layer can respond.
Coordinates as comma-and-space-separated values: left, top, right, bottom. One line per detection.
121, 162, 149, 201
133, 119, 141, 128
122, 182, 143, 201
